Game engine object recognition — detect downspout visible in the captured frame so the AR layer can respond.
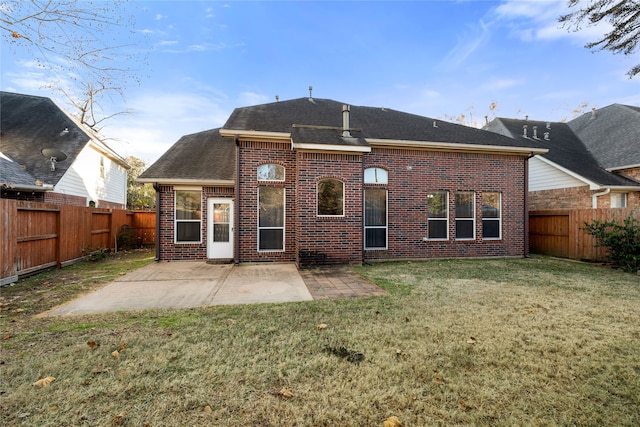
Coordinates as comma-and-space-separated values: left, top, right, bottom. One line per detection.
153, 183, 160, 261
524, 154, 532, 258
592, 188, 610, 208
234, 136, 240, 264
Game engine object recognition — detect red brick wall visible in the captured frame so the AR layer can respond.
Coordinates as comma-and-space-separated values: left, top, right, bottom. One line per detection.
44, 192, 86, 206
363, 148, 527, 261
616, 166, 640, 183
295, 151, 363, 266
529, 186, 592, 210
237, 141, 297, 263
157, 185, 233, 260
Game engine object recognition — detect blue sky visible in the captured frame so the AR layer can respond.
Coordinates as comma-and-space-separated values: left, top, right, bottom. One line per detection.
2, 0, 639, 164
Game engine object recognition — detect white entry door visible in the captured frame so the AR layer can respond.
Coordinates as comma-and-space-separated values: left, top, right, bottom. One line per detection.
207, 198, 234, 259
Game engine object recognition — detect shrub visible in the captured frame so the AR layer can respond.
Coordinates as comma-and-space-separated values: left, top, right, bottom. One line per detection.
583, 214, 640, 273
116, 224, 136, 250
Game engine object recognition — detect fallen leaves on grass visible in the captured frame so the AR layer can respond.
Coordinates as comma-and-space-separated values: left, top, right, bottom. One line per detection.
203, 405, 213, 413
32, 376, 55, 387
383, 415, 403, 427
467, 337, 477, 344
275, 388, 293, 398
111, 410, 127, 425
111, 350, 120, 358
87, 341, 100, 349
3, 334, 11, 341
317, 323, 328, 329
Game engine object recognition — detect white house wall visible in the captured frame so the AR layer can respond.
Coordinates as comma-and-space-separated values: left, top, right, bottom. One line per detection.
529, 156, 585, 192
55, 144, 127, 206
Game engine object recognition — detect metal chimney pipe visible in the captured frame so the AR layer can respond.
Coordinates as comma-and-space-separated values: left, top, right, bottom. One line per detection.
342, 105, 351, 137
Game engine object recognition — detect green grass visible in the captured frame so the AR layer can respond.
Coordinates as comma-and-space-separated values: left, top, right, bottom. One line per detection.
1, 254, 639, 426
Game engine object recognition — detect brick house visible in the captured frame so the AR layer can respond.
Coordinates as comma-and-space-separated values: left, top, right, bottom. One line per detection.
485, 104, 640, 210
1, 91, 129, 209
139, 97, 548, 266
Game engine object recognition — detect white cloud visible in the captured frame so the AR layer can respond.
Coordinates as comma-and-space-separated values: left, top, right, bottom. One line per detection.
441, 19, 492, 69
237, 91, 270, 106
480, 78, 523, 91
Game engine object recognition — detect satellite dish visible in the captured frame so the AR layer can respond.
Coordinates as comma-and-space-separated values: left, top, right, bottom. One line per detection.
41, 148, 67, 162
41, 148, 67, 171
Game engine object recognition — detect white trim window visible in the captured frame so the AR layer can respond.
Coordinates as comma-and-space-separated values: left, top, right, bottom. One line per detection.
258, 186, 285, 251
611, 192, 627, 208
175, 190, 202, 243
482, 192, 501, 240
455, 191, 475, 240
257, 164, 285, 181
364, 188, 387, 249
427, 191, 449, 240
317, 178, 344, 216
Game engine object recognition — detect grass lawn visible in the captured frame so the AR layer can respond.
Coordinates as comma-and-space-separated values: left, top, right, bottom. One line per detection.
1, 252, 639, 426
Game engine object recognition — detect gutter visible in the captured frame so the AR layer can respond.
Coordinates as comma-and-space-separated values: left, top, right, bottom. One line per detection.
1, 182, 54, 191
592, 188, 610, 208
234, 135, 240, 264
153, 183, 160, 261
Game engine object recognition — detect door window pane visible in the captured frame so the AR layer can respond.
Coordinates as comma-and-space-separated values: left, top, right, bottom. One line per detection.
259, 186, 284, 250
365, 188, 387, 249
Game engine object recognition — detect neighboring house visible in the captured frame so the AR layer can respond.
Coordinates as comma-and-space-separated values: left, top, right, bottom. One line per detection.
0, 91, 129, 208
484, 104, 640, 210
139, 97, 547, 266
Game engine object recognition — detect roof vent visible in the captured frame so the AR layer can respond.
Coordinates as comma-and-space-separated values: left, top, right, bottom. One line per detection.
433, 120, 438, 128
546, 122, 551, 130
523, 124, 528, 138
544, 132, 550, 141
275, 95, 279, 102
342, 105, 351, 137
308, 85, 313, 100
591, 107, 596, 118
532, 125, 538, 139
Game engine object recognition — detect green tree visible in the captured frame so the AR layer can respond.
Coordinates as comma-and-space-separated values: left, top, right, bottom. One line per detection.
126, 156, 155, 211
560, 0, 640, 78
583, 214, 640, 273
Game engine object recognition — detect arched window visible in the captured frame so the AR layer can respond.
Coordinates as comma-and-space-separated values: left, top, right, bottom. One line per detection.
364, 167, 388, 184
317, 179, 344, 216
257, 164, 285, 181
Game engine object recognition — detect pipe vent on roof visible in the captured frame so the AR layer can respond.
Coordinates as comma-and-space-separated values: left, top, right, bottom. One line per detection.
546, 122, 551, 129
342, 105, 351, 137
523, 125, 528, 138
544, 132, 550, 141
533, 125, 538, 139
591, 107, 596, 119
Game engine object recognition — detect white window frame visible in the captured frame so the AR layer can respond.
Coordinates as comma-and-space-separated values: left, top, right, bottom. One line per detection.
482, 192, 502, 240
174, 189, 202, 244
258, 186, 285, 252
610, 192, 627, 208
257, 164, 285, 181
317, 178, 345, 217
364, 188, 388, 250
455, 191, 476, 241
427, 191, 449, 240
364, 167, 388, 184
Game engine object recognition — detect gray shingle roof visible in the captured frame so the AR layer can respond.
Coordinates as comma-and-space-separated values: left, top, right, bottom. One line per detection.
484, 117, 637, 187
1, 91, 91, 188
138, 128, 235, 182
568, 104, 640, 170
0, 151, 43, 189
224, 97, 546, 150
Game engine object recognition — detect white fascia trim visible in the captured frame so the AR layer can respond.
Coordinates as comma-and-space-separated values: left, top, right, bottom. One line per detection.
219, 129, 291, 142
606, 163, 640, 172
366, 138, 548, 156
89, 140, 130, 169
1, 182, 54, 191
607, 185, 640, 191
136, 178, 234, 187
292, 142, 371, 153
534, 156, 601, 190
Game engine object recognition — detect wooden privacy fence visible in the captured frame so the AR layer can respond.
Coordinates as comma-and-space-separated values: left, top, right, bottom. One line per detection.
529, 208, 639, 261
1, 199, 156, 285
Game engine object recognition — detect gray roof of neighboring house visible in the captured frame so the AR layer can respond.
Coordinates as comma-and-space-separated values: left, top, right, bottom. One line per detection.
224, 97, 546, 150
484, 117, 637, 187
138, 128, 235, 182
1, 91, 128, 191
568, 104, 640, 170
0, 151, 44, 189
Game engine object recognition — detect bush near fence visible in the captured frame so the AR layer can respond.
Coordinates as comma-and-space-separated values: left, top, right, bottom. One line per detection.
1, 199, 155, 285
529, 208, 640, 262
